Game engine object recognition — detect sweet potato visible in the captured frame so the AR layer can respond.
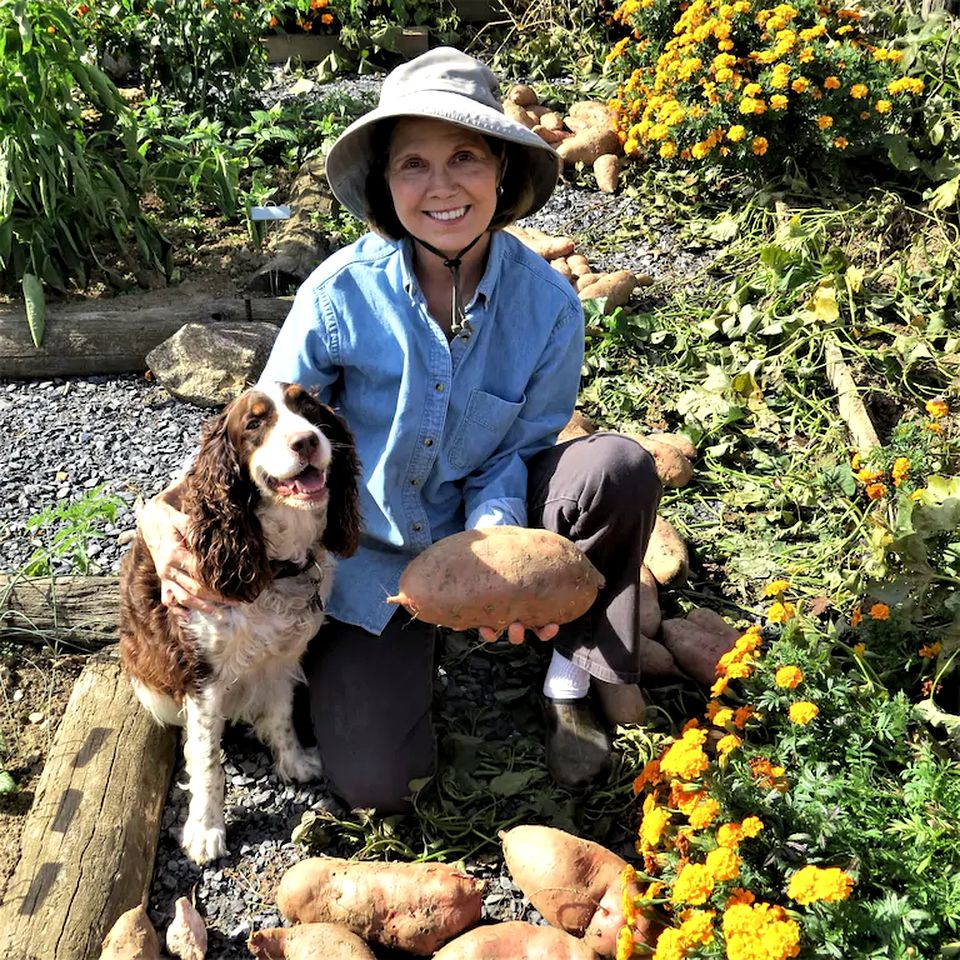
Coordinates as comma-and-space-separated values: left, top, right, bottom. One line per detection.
575, 271, 604, 292
565, 253, 592, 277
568, 100, 613, 124
433, 921, 597, 959
578, 271, 639, 313
557, 410, 598, 442
648, 432, 697, 461
505, 224, 576, 260
500, 825, 659, 957
276, 857, 483, 955
550, 256, 574, 279
685, 607, 741, 646
593, 154, 621, 193
506, 83, 538, 106
638, 635, 681, 676
386, 527, 605, 631
643, 516, 689, 586
532, 124, 571, 145
538, 110, 566, 131
638, 564, 661, 638
167, 897, 206, 960
556, 127, 620, 166
562, 115, 598, 134
661, 618, 736, 685
626, 434, 694, 488
503, 100, 537, 129
248, 924, 376, 960
100, 905, 161, 960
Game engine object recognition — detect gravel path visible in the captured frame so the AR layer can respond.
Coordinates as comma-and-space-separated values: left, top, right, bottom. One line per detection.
0, 67, 694, 956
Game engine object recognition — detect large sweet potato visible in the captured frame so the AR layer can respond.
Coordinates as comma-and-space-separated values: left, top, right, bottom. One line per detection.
627, 434, 694, 488
432, 921, 597, 960
100, 905, 161, 960
387, 527, 604, 631
500, 825, 658, 957
248, 924, 376, 959
276, 857, 483, 955
661, 618, 736, 685
643, 516, 689, 586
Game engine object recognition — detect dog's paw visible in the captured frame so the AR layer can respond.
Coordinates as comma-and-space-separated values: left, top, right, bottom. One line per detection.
182, 817, 228, 864
275, 747, 324, 783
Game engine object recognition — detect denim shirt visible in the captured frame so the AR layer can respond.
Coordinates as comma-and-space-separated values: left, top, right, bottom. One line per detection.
259, 230, 584, 634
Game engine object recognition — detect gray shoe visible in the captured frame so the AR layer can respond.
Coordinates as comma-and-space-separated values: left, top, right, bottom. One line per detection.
543, 697, 611, 788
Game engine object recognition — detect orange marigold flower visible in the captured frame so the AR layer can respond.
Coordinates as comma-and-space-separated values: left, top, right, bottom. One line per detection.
706, 846, 741, 881
639, 804, 673, 852
672, 862, 716, 905
853, 641, 866, 656
850, 83, 868, 98
722, 902, 800, 960
817, 114, 834, 129
824, 75, 841, 89
787, 865, 855, 904
892, 457, 910, 485
705, 700, 724, 721
875, 98, 893, 113
852, 605, 864, 629
919, 641, 943, 659
679, 909, 715, 945
775, 665, 803, 688
661, 728, 711, 781
711, 676, 730, 697
767, 600, 795, 623
77, 3, 90, 12
689, 797, 722, 830
789, 701, 818, 724
834, 136, 849, 149
791, 77, 809, 93
634, 758, 663, 794
865, 481, 887, 500
717, 822, 743, 848
868, 602, 890, 620
926, 421, 944, 433
321, 11, 333, 23
733, 706, 753, 728
752, 136, 769, 155
926, 398, 949, 418
725, 887, 756, 906
651, 927, 686, 960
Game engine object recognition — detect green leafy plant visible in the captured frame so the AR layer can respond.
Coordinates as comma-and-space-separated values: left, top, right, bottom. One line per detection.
0, 0, 168, 337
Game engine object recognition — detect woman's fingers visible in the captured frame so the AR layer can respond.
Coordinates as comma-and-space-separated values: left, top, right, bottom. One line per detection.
479, 622, 560, 644
507, 623, 526, 645
478, 626, 501, 643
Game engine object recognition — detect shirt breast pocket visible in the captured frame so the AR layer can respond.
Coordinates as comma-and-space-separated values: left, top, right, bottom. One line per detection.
449, 389, 525, 472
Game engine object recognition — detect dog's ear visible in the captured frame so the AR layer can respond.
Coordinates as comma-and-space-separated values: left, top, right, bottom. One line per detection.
316, 404, 362, 558
185, 406, 270, 602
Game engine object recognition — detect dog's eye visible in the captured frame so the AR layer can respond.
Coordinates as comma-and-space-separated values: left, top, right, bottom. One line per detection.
245, 417, 262, 432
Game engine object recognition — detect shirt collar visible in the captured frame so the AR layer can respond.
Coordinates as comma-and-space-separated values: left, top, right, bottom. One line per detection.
399, 232, 505, 308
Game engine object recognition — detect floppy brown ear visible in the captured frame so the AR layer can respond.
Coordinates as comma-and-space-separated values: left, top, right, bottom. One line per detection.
316, 404, 362, 558
184, 410, 270, 602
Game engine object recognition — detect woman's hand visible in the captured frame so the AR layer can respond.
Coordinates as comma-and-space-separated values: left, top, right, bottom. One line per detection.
478, 622, 560, 645
138, 489, 228, 617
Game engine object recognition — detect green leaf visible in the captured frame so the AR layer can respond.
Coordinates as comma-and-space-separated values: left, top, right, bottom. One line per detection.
0, 771, 16, 794
488, 769, 541, 797
22, 272, 45, 347
926, 174, 960, 212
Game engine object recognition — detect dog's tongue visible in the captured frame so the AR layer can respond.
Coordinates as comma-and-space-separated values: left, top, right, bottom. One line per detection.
291, 468, 326, 495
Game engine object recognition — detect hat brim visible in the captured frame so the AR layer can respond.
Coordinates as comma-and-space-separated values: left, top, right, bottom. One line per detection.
325, 91, 561, 223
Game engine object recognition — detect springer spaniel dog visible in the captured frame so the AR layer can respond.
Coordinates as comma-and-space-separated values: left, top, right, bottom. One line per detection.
119, 382, 360, 865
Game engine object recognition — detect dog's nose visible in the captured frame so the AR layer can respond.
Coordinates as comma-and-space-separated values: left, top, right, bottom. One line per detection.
290, 432, 319, 455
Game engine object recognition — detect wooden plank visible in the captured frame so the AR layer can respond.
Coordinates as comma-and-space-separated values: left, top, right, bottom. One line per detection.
0, 656, 177, 960
0, 290, 292, 380
0, 576, 120, 650
825, 335, 881, 451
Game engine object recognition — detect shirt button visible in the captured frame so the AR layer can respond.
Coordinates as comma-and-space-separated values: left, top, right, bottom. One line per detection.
424, 438, 434, 446
412, 522, 422, 532
435, 383, 445, 392
410, 478, 419, 486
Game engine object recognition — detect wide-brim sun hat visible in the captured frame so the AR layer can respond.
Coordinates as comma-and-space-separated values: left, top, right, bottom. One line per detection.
325, 47, 561, 224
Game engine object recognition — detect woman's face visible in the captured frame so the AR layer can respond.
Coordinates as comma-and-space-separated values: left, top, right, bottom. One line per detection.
386, 117, 501, 258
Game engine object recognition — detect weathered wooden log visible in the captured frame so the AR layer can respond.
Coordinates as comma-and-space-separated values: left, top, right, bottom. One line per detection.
0, 655, 177, 960
0, 575, 120, 649
825, 335, 880, 451
0, 289, 292, 379
247, 157, 334, 296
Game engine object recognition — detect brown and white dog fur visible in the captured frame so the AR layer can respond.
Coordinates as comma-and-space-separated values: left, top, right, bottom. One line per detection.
119, 382, 360, 864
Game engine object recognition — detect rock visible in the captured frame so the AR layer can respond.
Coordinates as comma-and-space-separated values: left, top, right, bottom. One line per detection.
146, 322, 279, 407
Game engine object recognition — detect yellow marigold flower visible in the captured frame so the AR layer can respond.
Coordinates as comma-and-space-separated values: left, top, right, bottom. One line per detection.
752, 136, 769, 155
851, 605, 862, 627
660, 141, 678, 159
692, 141, 712, 159
787, 865, 855, 905
616, 924, 635, 960
717, 733, 742, 756
744, 81, 763, 96
799, 47, 815, 63
853, 641, 866, 656
728, 124, 747, 141
673, 862, 716, 905
713, 707, 735, 727
652, 927, 687, 960
850, 83, 868, 99
661, 728, 711, 780
739, 97, 758, 114
875, 99, 893, 114
851, 452, 862, 470
799, 23, 826, 40
737, 627, 763, 652
771, 93, 789, 109
817, 114, 834, 129
711, 676, 730, 697
865, 481, 887, 500
868, 602, 890, 620
892, 456, 910, 485
705, 700, 723, 721
679, 909, 715, 945
926, 398, 949, 418
764, 579, 791, 596
789, 701, 818, 724
824, 75, 841, 90
767, 600, 795, 622
717, 822, 744, 848
775, 665, 803, 688
926, 420, 944, 433
706, 846, 741, 881
741, 816, 764, 837
919, 641, 942, 659
689, 797, 722, 830
834, 136, 849, 149
723, 902, 800, 960
639, 804, 673, 851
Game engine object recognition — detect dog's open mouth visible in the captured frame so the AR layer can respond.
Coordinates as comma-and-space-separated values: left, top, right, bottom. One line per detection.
266, 464, 328, 501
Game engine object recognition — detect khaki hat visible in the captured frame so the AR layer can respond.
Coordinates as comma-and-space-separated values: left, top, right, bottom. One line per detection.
325, 47, 561, 223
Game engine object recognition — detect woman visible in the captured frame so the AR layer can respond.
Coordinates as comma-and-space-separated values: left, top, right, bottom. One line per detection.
141, 47, 661, 811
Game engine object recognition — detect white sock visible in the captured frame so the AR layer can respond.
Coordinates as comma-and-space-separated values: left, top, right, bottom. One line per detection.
542, 649, 591, 700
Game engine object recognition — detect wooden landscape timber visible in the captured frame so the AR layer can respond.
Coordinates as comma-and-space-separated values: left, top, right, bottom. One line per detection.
824, 334, 882, 451
0, 288, 292, 380
0, 656, 177, 960
0, 575, 121, 650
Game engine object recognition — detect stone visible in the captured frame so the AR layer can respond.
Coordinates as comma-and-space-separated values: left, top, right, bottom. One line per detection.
146, 321, 280, 407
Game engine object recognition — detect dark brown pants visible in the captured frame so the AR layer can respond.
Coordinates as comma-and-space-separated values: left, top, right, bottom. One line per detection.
302, 433, 661, 812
